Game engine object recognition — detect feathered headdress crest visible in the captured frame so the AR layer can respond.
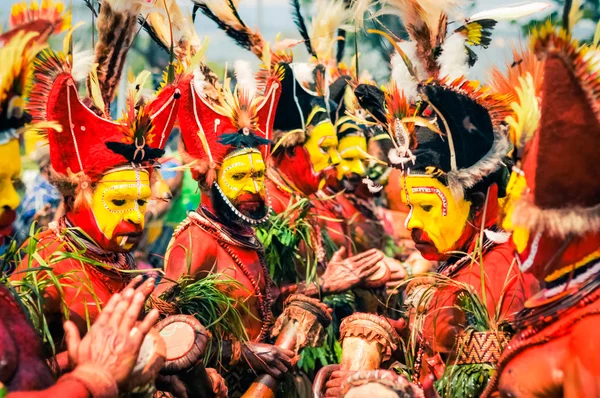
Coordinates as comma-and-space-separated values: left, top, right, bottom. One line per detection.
27, 49, 180, 181
365, 1, 550, 97
194, 0, 293, 69
0, 0, 70, 141
177, 59, 283, 185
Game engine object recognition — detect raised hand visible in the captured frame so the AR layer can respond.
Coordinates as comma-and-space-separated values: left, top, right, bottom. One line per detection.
64, 275, 160, 389
242, 342, 296, 379
207, 367, 228, 398
321, 248, 384, 294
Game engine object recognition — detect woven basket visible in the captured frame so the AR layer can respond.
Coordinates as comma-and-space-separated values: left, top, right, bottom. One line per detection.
456, 331, 510, 365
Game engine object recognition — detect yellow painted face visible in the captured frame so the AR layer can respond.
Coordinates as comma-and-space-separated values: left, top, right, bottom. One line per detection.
337, 135, 368, 180
304, 121, 341, 173
90, 169, 151, 251
217, 150, 266, 201
501, 168, 530, 254
0, 139, 22, 230
400, 175, 471, 256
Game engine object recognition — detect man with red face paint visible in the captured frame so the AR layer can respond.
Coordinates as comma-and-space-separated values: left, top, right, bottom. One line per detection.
481, 17, 600, 398
10, 0, 180, 347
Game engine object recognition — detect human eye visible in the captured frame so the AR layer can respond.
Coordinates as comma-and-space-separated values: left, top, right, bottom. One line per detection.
137, 199, 147, 206
420, 204, 433, 212
112, 199, 126, 206
232, 173, 245, 181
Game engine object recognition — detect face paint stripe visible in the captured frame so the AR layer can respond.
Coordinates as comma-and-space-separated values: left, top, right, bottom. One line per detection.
411, 186, 448, 216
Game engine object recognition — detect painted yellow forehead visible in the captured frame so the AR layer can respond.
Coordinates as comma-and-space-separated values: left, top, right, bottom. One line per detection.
96, 169, 151, 197
400, 175, 452, 213
221, 150, 266, 171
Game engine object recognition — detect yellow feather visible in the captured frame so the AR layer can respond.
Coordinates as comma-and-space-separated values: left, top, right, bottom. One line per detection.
88, 63, 106, 114
593, 19, 600, 48
62, 21, 85, 65
568, 0, 583, 31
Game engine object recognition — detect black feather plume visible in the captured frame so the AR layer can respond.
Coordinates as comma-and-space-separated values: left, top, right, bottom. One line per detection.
354, 84, 387, 125
228, 0, 248, 28
218, 132, 271, 148
83, 0, 99, 17
196, 3, 253, 51
336, 29, 346, 64
290, 0, 316, 58
192, 4, 200, 22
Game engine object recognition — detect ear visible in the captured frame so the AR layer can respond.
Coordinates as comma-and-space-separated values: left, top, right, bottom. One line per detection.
468, 191, 486, 217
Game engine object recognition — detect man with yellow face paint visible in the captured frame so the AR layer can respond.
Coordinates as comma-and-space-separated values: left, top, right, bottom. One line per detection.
154, 60, 303, 394
352, 80, 538, 386
11, 0, 181, 355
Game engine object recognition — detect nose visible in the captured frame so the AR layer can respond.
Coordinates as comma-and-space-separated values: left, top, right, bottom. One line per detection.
405, 212, 423, 231
243, 179, 260, 194
124, 208, 143, 226
0, 181, 20, 211
330, 149, 341, 167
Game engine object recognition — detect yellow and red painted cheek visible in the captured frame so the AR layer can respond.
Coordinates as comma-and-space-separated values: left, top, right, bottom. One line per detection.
401, 175, 471, 255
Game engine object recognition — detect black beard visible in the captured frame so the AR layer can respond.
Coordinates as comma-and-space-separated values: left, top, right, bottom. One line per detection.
210, 184, 268, 228
341, 173, 363, 193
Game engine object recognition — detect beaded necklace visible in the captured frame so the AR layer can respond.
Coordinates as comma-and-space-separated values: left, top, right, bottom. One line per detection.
188, 211, 274, 342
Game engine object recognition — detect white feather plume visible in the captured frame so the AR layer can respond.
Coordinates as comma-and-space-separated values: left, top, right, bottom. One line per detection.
362, 177, 384, 193
438, 33, 469, 81
71, 48, 94, 82
291, 62, 315, 85
469, 1, 552, 22
484, 229, 511, 244
234, 60, 257, 98
193, 68, 208, 98
390, 41, 420, 100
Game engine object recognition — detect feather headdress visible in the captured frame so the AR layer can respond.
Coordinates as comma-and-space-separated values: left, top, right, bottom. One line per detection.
0, 0, 70, 142
177, 57, 283, 186
374, 1, 550, 83
507, 19, 600, 238
143, 0, 203, 67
